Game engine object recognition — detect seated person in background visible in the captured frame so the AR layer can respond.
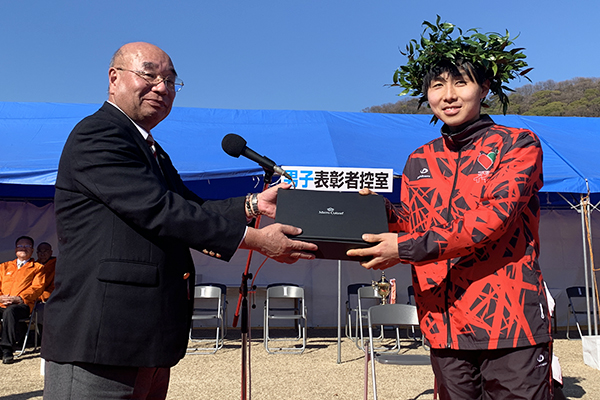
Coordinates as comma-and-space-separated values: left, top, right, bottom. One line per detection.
35, 242, 56, 332
36, 242, 56, 303
0, 236, 45, 364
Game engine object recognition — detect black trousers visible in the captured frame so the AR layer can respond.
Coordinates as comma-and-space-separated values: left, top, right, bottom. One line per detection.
430, 343, 552, 400
43, 361, 171, 400
0, 303, 30, 350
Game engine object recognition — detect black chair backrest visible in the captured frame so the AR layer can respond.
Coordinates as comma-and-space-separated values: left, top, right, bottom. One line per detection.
566, 286, 593, 311
566, 286, 591, 298
407, 285, 415, 305
347, 283, 370, 297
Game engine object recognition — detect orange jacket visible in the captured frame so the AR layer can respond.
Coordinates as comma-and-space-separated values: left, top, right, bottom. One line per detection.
0, 258, 46, 312
37, 257, 56, 302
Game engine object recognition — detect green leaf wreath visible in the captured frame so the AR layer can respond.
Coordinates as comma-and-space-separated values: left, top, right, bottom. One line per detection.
392, 15, 533, 116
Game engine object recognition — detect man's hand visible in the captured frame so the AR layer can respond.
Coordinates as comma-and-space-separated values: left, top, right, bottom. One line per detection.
255, 182, 293, 219
346, 232, 401, 270
351, 188, 398, 268
358, 188, 376, 196
241, 223, 318, 264
0, 295, 11, 306
0, 295, 23, 305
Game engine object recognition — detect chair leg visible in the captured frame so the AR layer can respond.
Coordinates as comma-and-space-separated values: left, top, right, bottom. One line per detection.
295, 317, 303, 341
346, 308, 351, 339
364, 344, 370, 400
34, 314, 40, 350
264, 316, 306, 354
393, 327, 401, 352
357, 315, 379, 350
370, 339, 378, 400
356, 318, 361, 349
187, 316, 224, 355
15, 311, 37, 357
263, 307, 269, 352
302, 320, 307, 353
15, 329, 30, 357
359, 324, 398, 352
222, 306, 228, 337
347, 309, 359, 342
567, 311, 585, 339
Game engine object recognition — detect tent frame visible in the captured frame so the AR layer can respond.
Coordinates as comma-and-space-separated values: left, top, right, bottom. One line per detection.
559, 185, 600, 336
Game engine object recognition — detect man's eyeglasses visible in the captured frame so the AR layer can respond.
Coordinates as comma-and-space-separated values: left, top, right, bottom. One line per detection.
116, 68, 184, 93
16, 245, 32, 249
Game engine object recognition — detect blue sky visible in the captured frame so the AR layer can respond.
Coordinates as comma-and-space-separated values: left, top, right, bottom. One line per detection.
1, 0, 598, 112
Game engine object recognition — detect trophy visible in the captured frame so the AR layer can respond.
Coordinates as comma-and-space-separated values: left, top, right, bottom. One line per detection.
372, 272, 391, 305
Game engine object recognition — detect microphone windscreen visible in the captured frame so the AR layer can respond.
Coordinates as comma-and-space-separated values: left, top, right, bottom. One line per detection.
221, 133, 247, 158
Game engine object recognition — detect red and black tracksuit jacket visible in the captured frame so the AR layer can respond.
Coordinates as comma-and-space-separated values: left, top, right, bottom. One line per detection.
389, 115, 552, 350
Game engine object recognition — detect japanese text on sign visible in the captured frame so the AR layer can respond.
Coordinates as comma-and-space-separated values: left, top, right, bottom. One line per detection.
281, 166, 394, 192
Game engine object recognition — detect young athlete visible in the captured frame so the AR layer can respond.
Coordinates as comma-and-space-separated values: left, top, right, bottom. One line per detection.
348, 17, 553, 399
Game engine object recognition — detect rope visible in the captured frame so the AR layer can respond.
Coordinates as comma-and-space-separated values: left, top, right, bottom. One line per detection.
582, 194, 600, 315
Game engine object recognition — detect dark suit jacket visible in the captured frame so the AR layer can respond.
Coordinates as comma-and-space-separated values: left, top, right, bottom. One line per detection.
42, 102, 248, 367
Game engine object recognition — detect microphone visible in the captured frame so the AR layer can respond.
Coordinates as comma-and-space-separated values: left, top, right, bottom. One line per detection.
221, 133, 292, 181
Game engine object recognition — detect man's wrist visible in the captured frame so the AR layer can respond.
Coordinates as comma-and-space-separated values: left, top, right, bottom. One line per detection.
245, 193, 260, 218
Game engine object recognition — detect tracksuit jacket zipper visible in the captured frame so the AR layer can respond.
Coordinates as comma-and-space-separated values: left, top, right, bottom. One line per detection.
444, 148, 462, 348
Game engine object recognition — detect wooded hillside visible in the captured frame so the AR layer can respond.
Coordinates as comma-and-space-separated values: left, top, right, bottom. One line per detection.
364, 77, 600, 117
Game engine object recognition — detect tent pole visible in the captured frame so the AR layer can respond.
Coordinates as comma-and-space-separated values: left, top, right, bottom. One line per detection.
586, 196, 599, 335
581, 195, 593, 336
337, 260, 342, 364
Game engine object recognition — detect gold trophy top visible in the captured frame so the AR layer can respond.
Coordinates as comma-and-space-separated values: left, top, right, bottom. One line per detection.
372, 272, 391, 304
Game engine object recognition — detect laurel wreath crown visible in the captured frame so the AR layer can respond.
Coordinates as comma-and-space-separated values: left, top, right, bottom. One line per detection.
392, 16, 533, 116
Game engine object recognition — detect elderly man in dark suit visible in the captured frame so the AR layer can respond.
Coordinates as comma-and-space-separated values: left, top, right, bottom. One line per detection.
42, 42, 317, 399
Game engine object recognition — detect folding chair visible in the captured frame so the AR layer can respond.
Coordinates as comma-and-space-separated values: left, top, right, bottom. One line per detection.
346, 283, 371, 342
201, 283, 228, 336
15, 300, 41, 357
263, 284, 307, 354
357, 286, 399, 351
406, 285, 422, 343
566, 286, 593, 339
364, 304, 436, 400
187, 284, 226, 354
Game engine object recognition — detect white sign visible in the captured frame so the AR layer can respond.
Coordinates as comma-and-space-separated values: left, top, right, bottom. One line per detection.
281, 166, 394, 192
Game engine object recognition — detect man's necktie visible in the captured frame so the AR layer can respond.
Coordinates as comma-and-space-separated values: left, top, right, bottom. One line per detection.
146, 133, 157, 159
146, 132, 165, 176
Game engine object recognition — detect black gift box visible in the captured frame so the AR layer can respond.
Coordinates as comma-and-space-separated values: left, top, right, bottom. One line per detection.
274, 189, 389, 261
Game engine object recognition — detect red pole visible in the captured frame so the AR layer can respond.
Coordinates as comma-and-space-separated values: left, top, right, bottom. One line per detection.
236, 177, 271, 400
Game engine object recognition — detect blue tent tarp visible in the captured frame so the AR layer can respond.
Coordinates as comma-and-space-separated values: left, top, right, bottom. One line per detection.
1, 101, 599, 203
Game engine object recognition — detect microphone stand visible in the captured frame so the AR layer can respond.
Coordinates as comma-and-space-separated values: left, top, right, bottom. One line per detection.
233, 168, 274, 400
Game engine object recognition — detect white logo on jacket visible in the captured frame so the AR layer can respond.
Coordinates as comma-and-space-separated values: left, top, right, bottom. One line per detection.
474, 171, 490, 183
417, 168, 431, 180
